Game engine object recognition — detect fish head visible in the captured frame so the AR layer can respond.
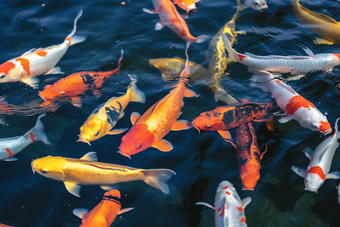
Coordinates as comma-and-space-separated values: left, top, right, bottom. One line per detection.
118, 124, 155, 157
78, 116, 108, 144
192, 110, 225, 132
304, 172, 324, 193
103, 189, 121, 199
243, 0, 268, 11
0, 62, 22, 83
217, 180, 236, 194
176, 0, 197, 12
298, 108, 331, 134
31, 156, 67, 181
39, 84, 65, 101
239, 161, 261, 191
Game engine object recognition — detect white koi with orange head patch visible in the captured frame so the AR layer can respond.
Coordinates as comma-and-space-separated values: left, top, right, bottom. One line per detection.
292, 118, 340, 192
0, 10, 86, 89
250, 70, 331, 134
196, 181, 251, 227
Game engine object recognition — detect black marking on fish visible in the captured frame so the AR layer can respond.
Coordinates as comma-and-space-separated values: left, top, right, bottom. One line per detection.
223, 110, 234, 125
205, 112, 211, 119
213, 112, 222, 118
80, 74, 96, 85
103, 195, 121, 205
105, 101, 123, 125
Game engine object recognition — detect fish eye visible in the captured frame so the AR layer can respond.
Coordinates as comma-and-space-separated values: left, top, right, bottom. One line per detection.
0, 75, 5, 79
206, 125, 212, 129
61, 91, 65, 95
181, 3, 185, 6
254, 1, 259, 5
137, 144, 142, 149
95, 131, 99, 136
41, 169, 48, 174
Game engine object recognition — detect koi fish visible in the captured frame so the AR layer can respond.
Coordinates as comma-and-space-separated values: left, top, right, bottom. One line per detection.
236, 122, 266, 191
142, 0, 208, 44
39, 50, 123, 108
196, 181, 252, 227
291, 118, 340, 192
192, 101, 273, 138
221, 33, 340, 78
0, 10, 86, 89
77, 75, 145, 145
0, 114, 51, 161
73, 190, 134, 227
118, 50, 196, 158
238, 0, 268, 11
291, 0, 340, 45
250, 70, 331, 134
0, 223, 14, 227
172, 0, 200, 13
31, 152, 175, 196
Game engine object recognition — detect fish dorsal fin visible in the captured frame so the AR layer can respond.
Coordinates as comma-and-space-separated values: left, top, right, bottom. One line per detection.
130, 112, 141, 125
73, 208, 89, 219
241, 197, 252, 209
195, 202, 215, 210
118, 207, 134, 215
276, 81, 297, 95
300, 6, 338, 24
319, 144, 331, 162
85, 163, 130, 172
244, 52, 311, 60
64, 182, 81, 197
318, 13, 338, 24
21, 48, 36, 57
80, 152, 98, 161
151, 94, 171, 115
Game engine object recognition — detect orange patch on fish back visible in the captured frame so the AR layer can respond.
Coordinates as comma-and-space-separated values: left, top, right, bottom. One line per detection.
238, 54, 247, 61
29, 132, 36, 142
158, 5, 163, 12
222, 186, 229, 189
225, 191, 230, 195
240, 217, 245, 223
15, 58, 30, 76
236, 206, 244, 212
36, 50, 47, 57
332, 53, 340, 61
6, 148, 14, 157
307, 166, 326, 180
0, 62, 16, 75
286, 95, 315, 115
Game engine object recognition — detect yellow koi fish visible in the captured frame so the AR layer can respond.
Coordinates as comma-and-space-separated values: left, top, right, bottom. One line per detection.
77, 75, 145, 145
291, 0, 340, 45
31, 152, 175, 197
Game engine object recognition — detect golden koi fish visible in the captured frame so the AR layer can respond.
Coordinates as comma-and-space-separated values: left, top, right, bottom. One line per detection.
31, 152, 175, 197
291, 0, 340, 45
77, 75, 145, 145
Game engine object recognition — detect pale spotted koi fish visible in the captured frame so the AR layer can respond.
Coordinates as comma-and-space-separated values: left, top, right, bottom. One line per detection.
0, 10, 86, 89
292, 118, 340, 193
196, 181, 252, 227
0, 114, 51, 161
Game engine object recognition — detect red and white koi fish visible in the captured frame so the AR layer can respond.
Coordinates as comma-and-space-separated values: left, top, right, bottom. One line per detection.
142, 0, 208, 44
0, 10, 86, 89
172, 0, 200, 13
292, 118, 340, 193
250, 70, 331, 134
0, 114, 51, 161
118, 49, 196, 158
196, 181, 252, 227
73, 190, 133, 227
221, 33, 340, 78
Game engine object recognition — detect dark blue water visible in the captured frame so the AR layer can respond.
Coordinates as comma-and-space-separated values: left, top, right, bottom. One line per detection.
0, 0, 340, 226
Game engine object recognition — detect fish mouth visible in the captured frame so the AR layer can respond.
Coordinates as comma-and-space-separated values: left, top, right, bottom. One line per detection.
321, 128, 332, 136
77, 137, 91, 146
117, 150, 131, 159
186, 4, 196, 13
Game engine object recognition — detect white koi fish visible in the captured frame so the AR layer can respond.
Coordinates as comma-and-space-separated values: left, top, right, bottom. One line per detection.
0, 10, 86, 89
0, 114, 51, 161
238, 0, 268, 11
196, 181, 252, 227
250, 69, 331, 134
292, 118, 340, 192
221, 33, 340, 78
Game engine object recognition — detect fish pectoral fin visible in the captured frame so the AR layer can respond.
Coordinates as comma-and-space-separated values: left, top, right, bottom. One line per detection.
171, 120, 192, 131
278, 116, 293, 124
21, 77, 40, 89
119, 111, 125, 119
241, 197, 252, 209
265, 117, 275, 132
100, 185, 119, 191
302, 147, 313, 160
326, 171, 340, 179
108, 128, 129, 135
184, 88, 198, 98
155, 21, 165, 31
235, 30, 247, 35
152, 139, 173, 152
291, 166, 306, 178
314, 37, 334, 45
130, 112, 141, 125
64, 182, 81, 197
142, 8, 158, 14
180, 14, 189, 19
44, 66, 64, 75
118, 207, 134, 215
80, 152, 98, 161
73, 208, 89, 219
195, 202, 215, 210
218, 130, 232, 140
71, 97, 82, 108
4, 157, 18, 161
318, 13, 338, 24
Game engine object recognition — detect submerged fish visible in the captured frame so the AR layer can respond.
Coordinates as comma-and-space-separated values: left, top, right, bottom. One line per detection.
292, 118, 340, 193
196, 181, 252, 227
39, 50, 124, 108
291, 0, 340, 45
73, 190, 133, 227
172, 0, 199, 13
238, 0, 268, 11
77, 75, 145, 145
250, 70, 331, 134
0, 10, 86, 89
118, 51, 196, 158
222, 33, 340, 78
142, 0, 208, 44
32, 152, 175, 196
0, 114, 51, 161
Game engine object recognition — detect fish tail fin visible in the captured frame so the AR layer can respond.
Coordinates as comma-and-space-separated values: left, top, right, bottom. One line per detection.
249, 69, 274, 92
194, 35, 209, 43
221, 32, 245, 62
142, 169, 176, 194
65, 9, 86, 46
179, 42, 191, 82
127, 74, 146, 103
26, 114, 52, 146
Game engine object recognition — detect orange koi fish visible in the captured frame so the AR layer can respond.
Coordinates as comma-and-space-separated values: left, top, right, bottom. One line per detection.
0, 10, 86, 89
118, 50, 196, 158
236, 122, 266, 191
142, 0, 208, 44
39, 50, 123, 108
73, 190, 133, 227
0, 223, 14, 227
172, 0, 200, 13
